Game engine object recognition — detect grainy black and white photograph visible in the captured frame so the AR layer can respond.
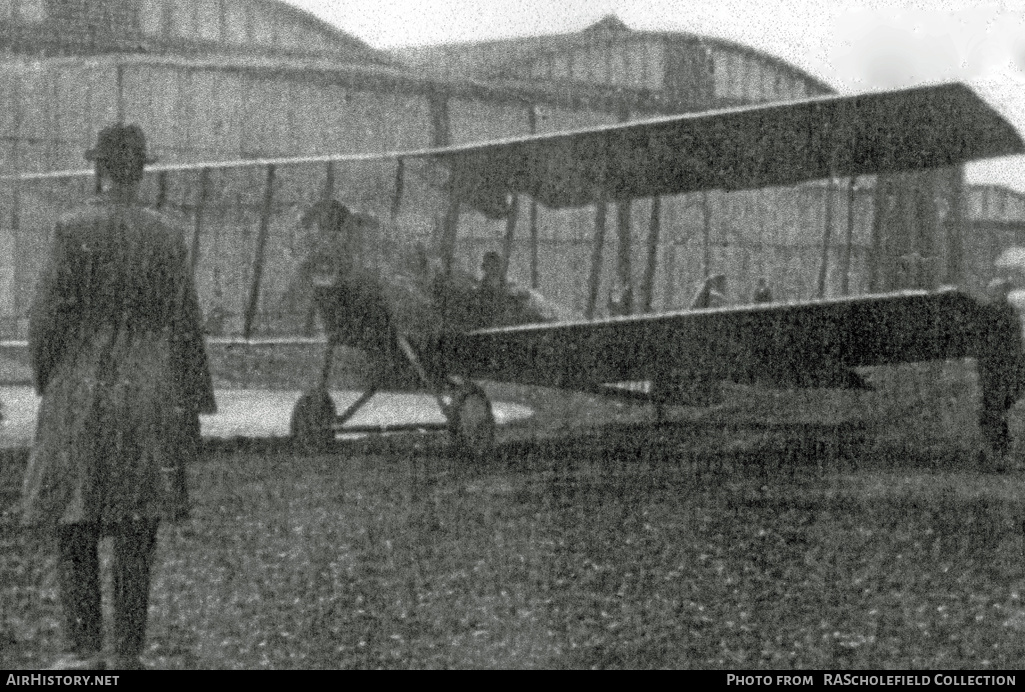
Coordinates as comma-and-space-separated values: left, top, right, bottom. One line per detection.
1, 0, 1025, 673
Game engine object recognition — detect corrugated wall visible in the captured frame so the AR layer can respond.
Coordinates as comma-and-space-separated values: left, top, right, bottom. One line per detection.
0, 0, 379, 60
869, 167, 965, 291
969, 185, 1025, 224
0, 57, 441, 170
963, 185, 1025, 290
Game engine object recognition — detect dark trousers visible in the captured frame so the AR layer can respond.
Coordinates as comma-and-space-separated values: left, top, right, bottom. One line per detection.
980, 372, 1013, 457
980, 409, 1011, 457
56, 520, 159, 657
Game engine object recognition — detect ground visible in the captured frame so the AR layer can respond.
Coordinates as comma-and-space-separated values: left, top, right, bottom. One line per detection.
2, 355, 1024, 669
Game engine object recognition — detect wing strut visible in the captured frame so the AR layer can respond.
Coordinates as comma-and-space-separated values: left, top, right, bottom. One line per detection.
189, 167, 210, 274
390, 158, 404, 224
639, 196, 661, 313
701, 191, 712, 278
322, 160, 336, 202
615, 201, 633, 314
501, 193, 518, 281
389, 158, 405, 260
663, 235, 677, 310
9, 171, 23, 318
154, 170, 168, 210
840, 177, 859, 295
529, 200, 539, 289
585, 163, 609, 320
437, 185, 462, 334
816, 173, 838, 298
440, 189, 461, 281
243, 164, 276, 340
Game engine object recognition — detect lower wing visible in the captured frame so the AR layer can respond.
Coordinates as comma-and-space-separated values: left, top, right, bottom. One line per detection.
439, 289, 985, 395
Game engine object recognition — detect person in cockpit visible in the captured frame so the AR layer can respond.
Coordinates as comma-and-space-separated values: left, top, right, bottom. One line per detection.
752, 277, 773, 304
476, 251, 508, 326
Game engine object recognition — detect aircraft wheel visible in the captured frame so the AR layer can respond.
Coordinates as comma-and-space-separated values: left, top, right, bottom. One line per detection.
448, 385, 496, 460
290, 388, 337, 453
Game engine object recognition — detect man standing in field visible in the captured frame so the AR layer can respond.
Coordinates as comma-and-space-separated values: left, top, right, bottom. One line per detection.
977, 278, 1025, 470
21, 124, 216, 669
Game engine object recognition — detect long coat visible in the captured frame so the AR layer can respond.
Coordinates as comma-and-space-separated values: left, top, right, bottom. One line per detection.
21, 197, 216, 529
978, 300, 1025, 413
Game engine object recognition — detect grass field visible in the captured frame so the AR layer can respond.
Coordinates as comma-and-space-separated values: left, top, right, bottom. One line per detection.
3, 357, 1025, 669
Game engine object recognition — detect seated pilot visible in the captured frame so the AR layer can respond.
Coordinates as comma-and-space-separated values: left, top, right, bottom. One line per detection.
607, 282, 634, 317
752, 277, 773, 304
480, 251, 504, 293
476, 251, 507, 326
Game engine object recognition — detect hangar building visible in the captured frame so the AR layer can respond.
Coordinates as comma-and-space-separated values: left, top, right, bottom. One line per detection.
0, 2, 978, 336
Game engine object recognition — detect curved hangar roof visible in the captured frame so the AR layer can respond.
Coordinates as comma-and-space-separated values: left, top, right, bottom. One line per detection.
0, 0, 389, 64
394, 15, 834, 109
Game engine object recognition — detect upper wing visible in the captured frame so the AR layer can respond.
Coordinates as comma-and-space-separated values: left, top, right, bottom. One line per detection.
428, 82, 1024, 216
440, 289, 985, 391
19, 83, 1017, 212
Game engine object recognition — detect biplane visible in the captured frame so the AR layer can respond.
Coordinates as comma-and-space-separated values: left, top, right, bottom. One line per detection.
11, 82, 1025, 457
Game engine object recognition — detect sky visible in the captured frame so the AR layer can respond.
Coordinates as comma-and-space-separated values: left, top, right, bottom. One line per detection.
288, 0, 1025, 193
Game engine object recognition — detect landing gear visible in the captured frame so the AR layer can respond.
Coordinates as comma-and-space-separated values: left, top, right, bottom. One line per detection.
396, 333, 496, 460
291, 332, 497, 460
445, 383, 496, 460
290, 387, 337, 452
291, 340, 339, 452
